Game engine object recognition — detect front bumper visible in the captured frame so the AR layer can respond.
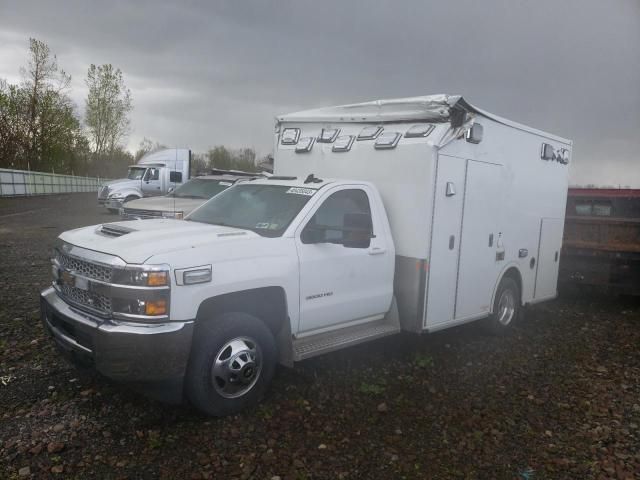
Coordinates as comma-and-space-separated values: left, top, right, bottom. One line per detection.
40, 286, 194, 403
104, 198, 125, 210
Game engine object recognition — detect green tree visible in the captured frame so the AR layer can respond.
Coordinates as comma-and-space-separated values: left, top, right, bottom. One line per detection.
0, 38, 85, 173
85, 64, 133, 157
21, 38, 72, 170
206, 145, 258, 172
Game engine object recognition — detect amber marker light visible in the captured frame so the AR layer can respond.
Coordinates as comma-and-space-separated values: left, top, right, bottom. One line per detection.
145, 299, 167, 316
147, 271, 168, 286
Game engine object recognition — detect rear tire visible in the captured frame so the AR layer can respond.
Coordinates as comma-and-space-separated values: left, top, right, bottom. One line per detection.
185, 312, 277, 417
484, 277, 520, 335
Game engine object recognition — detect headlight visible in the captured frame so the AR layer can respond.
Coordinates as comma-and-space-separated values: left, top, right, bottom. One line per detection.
108, 192, 125, 199
161, 211, 184, 219
112, 269, 169, 286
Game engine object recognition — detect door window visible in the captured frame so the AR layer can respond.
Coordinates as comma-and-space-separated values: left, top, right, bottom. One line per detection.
144, 168, 160, 181
302, 189, 373, 248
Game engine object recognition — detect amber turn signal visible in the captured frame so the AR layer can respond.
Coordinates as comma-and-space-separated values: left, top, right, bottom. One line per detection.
147, 271, 168, 286
145, 299, 167, 316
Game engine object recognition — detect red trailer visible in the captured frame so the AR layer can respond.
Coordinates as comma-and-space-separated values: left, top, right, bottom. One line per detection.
561, 188, 640, 295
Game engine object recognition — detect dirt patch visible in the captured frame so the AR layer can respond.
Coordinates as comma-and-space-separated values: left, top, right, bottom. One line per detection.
1, 194, 639, 479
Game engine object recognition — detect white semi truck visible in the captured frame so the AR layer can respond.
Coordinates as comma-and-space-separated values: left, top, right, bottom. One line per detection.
98, 148, 192, 213
41, 94, 571, 416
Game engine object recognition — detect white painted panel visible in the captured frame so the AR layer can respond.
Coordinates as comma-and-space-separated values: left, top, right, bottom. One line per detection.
425, 155, 466, 327
455, 161, 503, 319
295, 185, 394, 334
534, 218, 563, 299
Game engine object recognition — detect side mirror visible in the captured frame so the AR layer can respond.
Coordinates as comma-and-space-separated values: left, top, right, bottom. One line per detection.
168, 187, 175, 194
465, 123, 483, 144
342, 213, 373, 249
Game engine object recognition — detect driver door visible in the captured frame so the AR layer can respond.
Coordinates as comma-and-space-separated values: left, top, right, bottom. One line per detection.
142, 167, 162, 196
295, 186, 394, 335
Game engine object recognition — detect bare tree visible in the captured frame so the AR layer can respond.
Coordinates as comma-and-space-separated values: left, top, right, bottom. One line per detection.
134, 137, 166, 161
85, 64, 132, 157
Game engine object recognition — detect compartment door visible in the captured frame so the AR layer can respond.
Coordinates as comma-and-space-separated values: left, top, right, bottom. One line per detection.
425, 155, 466, 328
534, 218, 563, 300
454, 161, 503, 320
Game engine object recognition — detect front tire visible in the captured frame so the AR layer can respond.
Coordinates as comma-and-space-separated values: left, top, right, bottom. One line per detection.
484, 277, 520, 335
185, 312, 277, 416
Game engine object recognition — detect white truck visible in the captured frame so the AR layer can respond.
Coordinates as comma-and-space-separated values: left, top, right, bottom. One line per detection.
98, 148, 192, 213
40, 94, 571, 416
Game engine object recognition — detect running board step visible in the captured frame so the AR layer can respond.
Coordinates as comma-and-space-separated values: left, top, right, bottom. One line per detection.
293, 319, 400, 361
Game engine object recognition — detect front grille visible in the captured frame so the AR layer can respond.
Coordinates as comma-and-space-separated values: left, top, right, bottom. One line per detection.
59, 284, 112, 314
123, 208, 163, 219
56, 251, 113, 283
98, 186, 110, 199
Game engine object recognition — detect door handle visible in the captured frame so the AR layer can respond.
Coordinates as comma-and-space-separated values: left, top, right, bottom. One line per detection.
368, 246, 386, 255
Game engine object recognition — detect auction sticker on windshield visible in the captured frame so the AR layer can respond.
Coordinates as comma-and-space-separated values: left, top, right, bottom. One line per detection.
286, 187, 316, 196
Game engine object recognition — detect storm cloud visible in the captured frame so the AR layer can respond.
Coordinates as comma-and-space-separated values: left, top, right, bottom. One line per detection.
1, 0, 639, 186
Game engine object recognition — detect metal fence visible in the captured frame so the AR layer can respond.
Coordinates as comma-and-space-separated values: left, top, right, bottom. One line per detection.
0, 168, 110, 197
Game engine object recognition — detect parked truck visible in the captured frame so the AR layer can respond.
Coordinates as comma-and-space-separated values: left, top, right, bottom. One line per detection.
560, 187, 640, 295
98, 148, 191, 213
120, 173, 259, 220
41, 94, 571, 416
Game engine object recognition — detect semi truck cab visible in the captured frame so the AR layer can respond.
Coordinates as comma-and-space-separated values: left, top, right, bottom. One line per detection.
98, 149, 192, 212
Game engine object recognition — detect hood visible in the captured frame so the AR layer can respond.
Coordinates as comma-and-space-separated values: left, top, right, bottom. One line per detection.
124, 196, 207, 215
59, 219, 260, 264
104, 178, 140, 191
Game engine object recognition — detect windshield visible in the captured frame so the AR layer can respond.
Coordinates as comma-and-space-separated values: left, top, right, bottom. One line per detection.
187, 184, 316, 237
127, 167, 147, 180
171, 178, 233, 199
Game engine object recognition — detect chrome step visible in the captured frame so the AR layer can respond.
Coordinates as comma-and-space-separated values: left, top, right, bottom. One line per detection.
293, 318, 400, 361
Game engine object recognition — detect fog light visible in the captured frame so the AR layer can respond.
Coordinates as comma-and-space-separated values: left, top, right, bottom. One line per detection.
145, 299, 167, 316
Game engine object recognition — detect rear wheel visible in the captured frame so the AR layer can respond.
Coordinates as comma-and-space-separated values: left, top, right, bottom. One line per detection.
186, 312, 276, 416
484, 277, 520, 335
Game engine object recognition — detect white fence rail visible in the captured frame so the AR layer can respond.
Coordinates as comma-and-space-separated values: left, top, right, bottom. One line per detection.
0, 168, 109, 197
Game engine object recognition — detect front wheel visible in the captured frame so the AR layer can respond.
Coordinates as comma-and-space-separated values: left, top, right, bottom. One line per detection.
185, 312, 277, 416
484, 277, 520, 335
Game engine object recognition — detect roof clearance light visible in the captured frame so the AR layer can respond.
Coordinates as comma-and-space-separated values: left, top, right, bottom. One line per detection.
357, 126, 383, 140
332, 135, 355, 153
295, 136, 315, 153
405, 124, 435, 138
317, 128, 340, 143
374, 132, 401, 149
281, 128, 300, 145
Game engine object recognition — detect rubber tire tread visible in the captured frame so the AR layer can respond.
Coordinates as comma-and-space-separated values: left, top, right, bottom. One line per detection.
185, 312, 276, 417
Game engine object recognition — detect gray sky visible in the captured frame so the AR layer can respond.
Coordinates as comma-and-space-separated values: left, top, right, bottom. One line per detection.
1, 0, 639, 186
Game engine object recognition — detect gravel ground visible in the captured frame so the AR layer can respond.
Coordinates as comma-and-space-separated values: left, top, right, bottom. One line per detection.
0, 193, 639, 480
